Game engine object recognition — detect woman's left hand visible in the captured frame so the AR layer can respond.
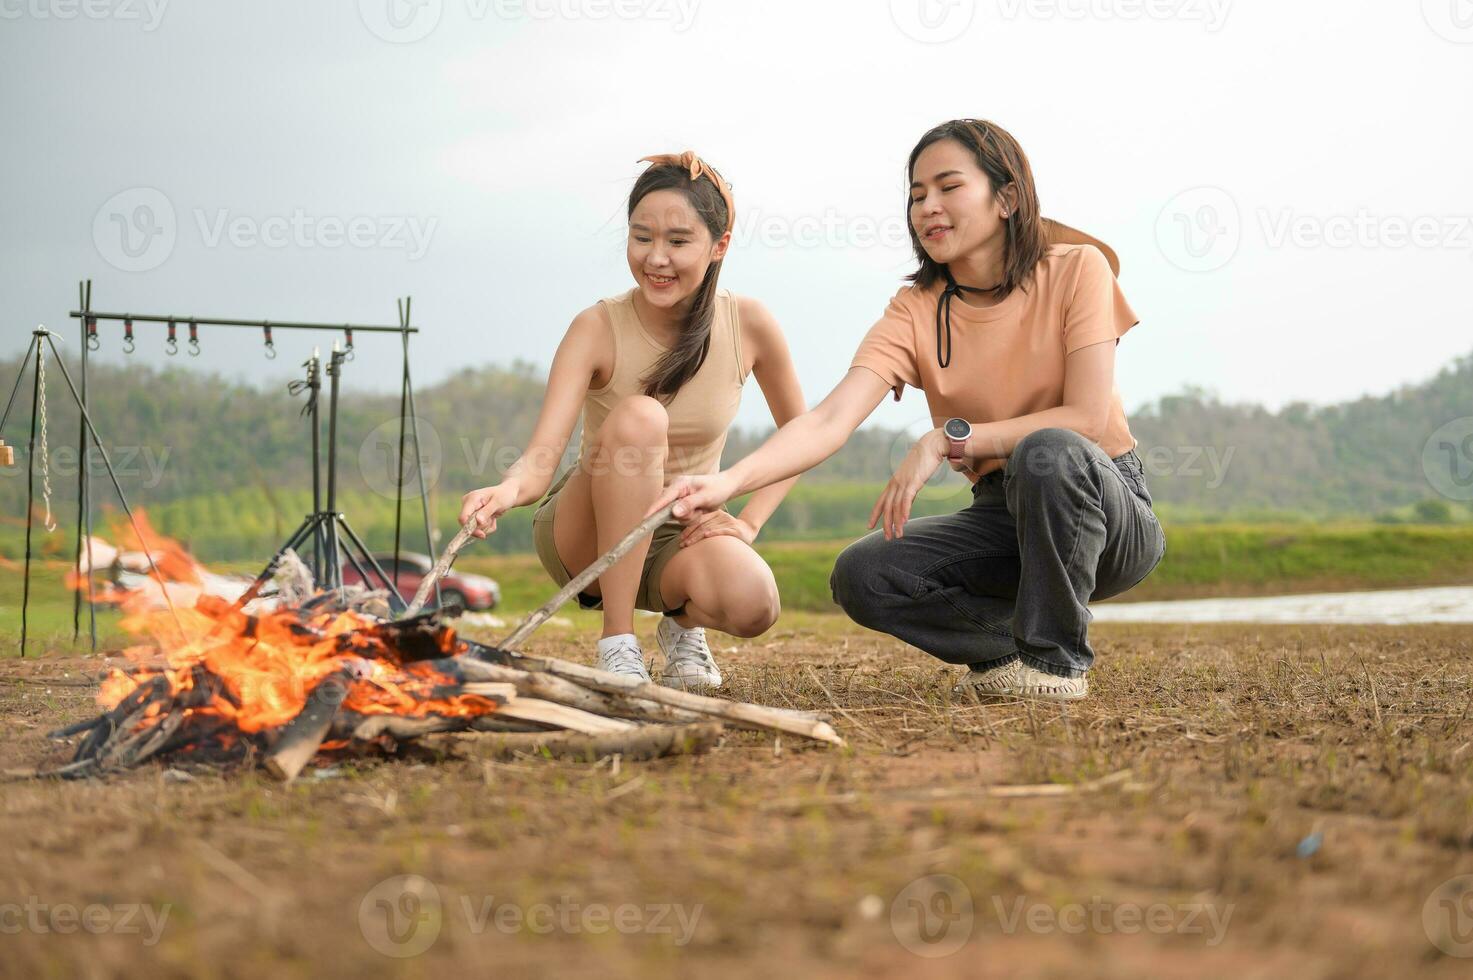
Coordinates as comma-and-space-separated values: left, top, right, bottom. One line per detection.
678, 510, 758, 548
869, 429, 947, 540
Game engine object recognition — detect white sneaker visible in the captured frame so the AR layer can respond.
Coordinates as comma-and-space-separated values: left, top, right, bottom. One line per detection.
953, 659, 1021, 697
595, 633, 651, 682
953, 660, 1089, 702
1011, 664, 1089, 702
656, 616, 723, 690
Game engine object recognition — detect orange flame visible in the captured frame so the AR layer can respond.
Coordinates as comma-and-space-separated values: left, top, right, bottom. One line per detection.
80, 522, 500, 739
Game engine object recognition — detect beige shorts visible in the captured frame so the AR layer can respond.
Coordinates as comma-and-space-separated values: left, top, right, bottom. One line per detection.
531, 467, 711, 614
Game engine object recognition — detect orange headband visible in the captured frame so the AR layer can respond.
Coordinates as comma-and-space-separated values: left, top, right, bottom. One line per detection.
638, 150, 735, 234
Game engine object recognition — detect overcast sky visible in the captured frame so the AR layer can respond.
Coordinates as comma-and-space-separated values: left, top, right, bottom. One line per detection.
3, 0, 1471, 434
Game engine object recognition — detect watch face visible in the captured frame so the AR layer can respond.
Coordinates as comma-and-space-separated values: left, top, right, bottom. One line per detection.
944, 418, 971, 440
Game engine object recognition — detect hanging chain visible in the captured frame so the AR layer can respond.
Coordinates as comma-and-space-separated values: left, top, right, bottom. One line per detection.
36, 341, 56, 532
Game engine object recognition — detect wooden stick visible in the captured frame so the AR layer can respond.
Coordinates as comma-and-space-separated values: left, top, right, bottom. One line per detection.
263, 669, 354, 783
333, 708, 548, 740
504, 652, 844, 746
495, 698, 637, 735
403, 504, 677, 639
455, 656, 703, 724
499, 502, 675, 649
758, 769, 1135, 811
403, 518, 478, 616
469, 722, 723, 763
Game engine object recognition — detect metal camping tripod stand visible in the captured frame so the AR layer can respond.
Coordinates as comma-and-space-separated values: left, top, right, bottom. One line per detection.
1, 329, 183, 655
66, 282, 439, 646
249, 345, 409, 610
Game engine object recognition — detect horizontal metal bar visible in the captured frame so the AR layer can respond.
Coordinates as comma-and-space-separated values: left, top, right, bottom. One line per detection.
68, 310, 417, 334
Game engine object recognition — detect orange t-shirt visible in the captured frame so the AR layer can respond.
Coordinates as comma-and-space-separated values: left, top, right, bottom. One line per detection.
850, 243, 1140, 480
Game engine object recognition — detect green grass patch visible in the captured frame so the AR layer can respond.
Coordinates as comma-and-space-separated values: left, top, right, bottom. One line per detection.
8, 522, 1472, 658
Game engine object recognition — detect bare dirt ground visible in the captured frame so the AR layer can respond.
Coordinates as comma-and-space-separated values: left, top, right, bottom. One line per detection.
3, 614, 1472, 979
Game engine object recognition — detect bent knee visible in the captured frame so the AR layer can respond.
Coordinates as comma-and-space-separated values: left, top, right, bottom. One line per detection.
725, 593, 779, 638
600, 395, 669, 444
829, 538, 890, 622
1009, 427, 1095, 484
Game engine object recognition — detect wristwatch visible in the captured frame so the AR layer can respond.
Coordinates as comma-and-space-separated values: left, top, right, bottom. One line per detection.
943, 418, 972, 463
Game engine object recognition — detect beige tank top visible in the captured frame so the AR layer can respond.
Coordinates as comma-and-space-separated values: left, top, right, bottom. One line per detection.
577, 288, 747, 484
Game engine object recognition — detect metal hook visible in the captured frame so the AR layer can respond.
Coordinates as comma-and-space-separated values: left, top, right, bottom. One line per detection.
85, 316, 100, 351
122, 317, 135, 354
187, 320, 200, 356
343, 326, 355, 361
263, 322, 277, 359
165, 318, 178, 356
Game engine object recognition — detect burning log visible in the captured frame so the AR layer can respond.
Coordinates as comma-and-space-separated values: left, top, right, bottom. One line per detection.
263, 665, 364, 783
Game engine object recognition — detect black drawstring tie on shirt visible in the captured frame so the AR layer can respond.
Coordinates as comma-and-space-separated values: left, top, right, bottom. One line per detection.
935, 269, 1004, 369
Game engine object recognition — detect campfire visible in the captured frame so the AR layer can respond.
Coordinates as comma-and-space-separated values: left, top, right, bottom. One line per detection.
46, 517, 840, 781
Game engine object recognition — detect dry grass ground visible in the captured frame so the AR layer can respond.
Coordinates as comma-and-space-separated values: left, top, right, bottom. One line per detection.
3, 613, 1472, 978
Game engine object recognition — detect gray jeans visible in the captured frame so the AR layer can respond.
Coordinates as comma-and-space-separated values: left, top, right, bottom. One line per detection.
829, 427, 1166, 678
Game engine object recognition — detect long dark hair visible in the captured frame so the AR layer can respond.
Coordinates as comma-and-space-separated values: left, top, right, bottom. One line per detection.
905, 119, 1049, 298
628, 158, 732, 402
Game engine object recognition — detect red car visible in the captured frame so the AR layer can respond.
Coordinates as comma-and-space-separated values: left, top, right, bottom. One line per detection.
340, 552, 500, 611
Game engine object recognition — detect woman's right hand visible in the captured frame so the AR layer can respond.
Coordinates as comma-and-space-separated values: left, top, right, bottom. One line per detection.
647, 471, 740, 525
458, 481, 520, 539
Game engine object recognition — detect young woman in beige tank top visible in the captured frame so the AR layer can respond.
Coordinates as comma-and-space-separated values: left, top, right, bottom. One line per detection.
458, 153, 807, 688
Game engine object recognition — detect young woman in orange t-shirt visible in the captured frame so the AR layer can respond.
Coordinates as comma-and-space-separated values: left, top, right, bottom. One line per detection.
650, 120, 1166, 701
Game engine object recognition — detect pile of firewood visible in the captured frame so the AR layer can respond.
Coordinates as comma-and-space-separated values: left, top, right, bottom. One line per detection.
45, 597, 839, 784
44, 508, 841, 782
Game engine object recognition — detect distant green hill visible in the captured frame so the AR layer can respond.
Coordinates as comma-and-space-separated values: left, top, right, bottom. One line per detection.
1, 349, 1468, 561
